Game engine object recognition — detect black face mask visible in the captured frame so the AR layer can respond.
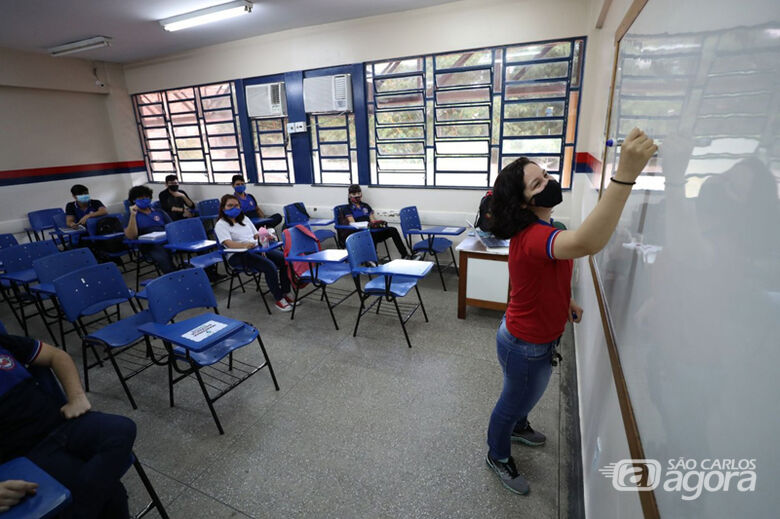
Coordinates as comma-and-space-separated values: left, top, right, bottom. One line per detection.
168, 185, 179, 192
531, 179, 562, 208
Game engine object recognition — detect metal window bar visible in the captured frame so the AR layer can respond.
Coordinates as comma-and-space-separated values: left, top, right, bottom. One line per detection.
200, 84, 243, 180
252, 117, 290, 183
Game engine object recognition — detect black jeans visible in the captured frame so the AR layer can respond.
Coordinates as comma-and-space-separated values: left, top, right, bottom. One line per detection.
27, 411, 137, 519
228, 249, 290, 301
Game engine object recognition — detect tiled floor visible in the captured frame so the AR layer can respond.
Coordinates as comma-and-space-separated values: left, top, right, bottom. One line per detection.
1, 254, 577, 518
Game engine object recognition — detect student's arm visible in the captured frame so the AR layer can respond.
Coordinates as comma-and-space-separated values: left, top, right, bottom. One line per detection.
552, 128, 656, 260
66, 215, 77, 228
0, 481, 39, 513
178, 190, 195, 209
78, 205, 107, 225
249, 195, 264, 218
124, 207, 139, 239
215, 221, 254, 249
31, 342, 92, 419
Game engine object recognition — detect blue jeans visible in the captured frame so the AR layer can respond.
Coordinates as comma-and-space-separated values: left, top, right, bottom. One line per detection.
229, 249, 290, 301
26, 411, 136, 519
487, 318, 557, 459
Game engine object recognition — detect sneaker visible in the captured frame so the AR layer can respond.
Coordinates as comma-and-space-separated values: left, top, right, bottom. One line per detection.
274, 299, 292, 312
408, 252, 424, 261
485, 454, 530, 495
284, 294, 297, 306
511, 422, 546, 446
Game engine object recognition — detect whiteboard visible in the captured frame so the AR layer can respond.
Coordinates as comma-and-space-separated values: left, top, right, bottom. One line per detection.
595, 1, 779, 516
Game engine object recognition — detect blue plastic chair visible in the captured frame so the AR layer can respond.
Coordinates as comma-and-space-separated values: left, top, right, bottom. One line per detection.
0, 457, 71, 518
26, 208, 64, 242
0, 241, 59, 337
284, 202, 336, 245
345, 230, 429, 348
333, 204, 391, 261
0, 233, 19, 249
219, 244, 274, 313
399, 206, 459, 291
31, 248, 98, 350
49, 212, 80, 250
53, 263, 159, 409
285, 225, 353, 330
142, 268, 280, 434
164, 218, 222, 272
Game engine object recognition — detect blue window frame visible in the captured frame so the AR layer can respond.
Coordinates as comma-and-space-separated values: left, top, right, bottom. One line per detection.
133, 82, 245, 183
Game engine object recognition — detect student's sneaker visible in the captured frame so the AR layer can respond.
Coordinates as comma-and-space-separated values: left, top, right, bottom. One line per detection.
274, 299, 292, 312
409, 252, 424, 261
284, 294, 298, 306
511, 422, 546, 446
485, 454, 530, 495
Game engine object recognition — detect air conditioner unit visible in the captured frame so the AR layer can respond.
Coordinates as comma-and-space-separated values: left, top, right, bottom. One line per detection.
303, 74, 353, 113
245, 82, 287, 118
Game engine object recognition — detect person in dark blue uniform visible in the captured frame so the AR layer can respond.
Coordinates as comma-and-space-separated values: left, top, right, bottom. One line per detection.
124, 185, 176, 273
65, 184, 107, 230
231, 175, 283, 228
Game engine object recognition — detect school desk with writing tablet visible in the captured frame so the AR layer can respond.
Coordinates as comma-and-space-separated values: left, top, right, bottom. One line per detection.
581, 1, 779, 517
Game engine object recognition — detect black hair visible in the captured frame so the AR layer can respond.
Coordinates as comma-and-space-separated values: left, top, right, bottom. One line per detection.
489, 157, 539, 239
219, 194, 246, 227
347, 184, 362, 204
70, 184, 89, 196
231, 175, 245, 185
164, 174, 178, 184
128, 185, 153, 203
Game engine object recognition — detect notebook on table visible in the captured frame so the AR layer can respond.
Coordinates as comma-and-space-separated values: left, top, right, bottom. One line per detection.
465, 220, 509, 250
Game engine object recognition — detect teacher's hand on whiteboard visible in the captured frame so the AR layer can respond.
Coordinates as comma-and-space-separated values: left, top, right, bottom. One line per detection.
615, 128, 658, 183
568, 298, 583, 323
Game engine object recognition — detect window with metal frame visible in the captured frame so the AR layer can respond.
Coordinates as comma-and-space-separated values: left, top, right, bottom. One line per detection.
250, 117, 293, 184
309, 113, 358, 185
366, 38, 585, 188
133, 82, 245, 183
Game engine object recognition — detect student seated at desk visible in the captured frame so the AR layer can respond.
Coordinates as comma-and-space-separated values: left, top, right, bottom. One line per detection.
214, 194, 294, 312
159, 174, 196, 221
65, 184, 107, 230
231, 175, 283, 228
339, 184, 418, 260
0, 333, 136, 518
124, 186, 176, 274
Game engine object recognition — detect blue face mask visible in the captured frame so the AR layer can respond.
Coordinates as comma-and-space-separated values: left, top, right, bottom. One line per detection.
234, 185, 246, 194
224, 207, 242, 219
76, 194, 90, 204
135, 198, 152, 210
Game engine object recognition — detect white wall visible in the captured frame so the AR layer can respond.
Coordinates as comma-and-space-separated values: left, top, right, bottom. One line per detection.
0, 48, 145, 235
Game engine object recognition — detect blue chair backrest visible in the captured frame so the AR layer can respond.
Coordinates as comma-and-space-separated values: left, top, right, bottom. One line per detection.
0, 241, 59, 273
286, 226, 320, 257
123, 199, 132, 215
86, 213, 127, 236
399, 206, 421, 236
284, 203, 309, 227
345, 230, 378, 271
27, 208, 64, 231
52, 213, 69, 230
33, 248, 97, 285
144, 268, 218, 323
0, 233, 19, 249
197, 199, 220, 218
165, 218, 207, 244
53, 263, 132, 322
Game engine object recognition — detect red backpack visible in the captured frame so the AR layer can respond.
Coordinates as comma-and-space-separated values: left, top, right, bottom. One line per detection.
282, 224, 321, 289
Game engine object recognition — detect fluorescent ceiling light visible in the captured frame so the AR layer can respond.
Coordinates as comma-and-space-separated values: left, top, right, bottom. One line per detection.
159, 1, 253, 32
48, 36, 111, 57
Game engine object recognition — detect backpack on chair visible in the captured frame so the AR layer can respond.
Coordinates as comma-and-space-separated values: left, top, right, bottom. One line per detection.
475, 190, 493, 232
94, 216, 126, 255
282, 224, 321, 290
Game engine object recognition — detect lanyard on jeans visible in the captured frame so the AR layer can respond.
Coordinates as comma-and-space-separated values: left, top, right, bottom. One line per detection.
550, 337, 563, 366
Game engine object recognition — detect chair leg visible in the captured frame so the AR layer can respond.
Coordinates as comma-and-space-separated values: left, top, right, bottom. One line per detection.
449, 246, 460, 277
415, 285, 429, 322
392, 297, 413, 348
256, 336, 280, 391
1, 287, 25, 332
353, 294, 366, 338
82, 340, 91, 392
227, 274, 235, 309
167, 354, 175, 407
434, 251, 446, 291
321, 287, 339, 330
105, 345, 138, 410
133, 455, 170, 519
193, 366, 224, 435
33, 296, 59, 348
290, 285, 299, 321
254, 275, 271, 315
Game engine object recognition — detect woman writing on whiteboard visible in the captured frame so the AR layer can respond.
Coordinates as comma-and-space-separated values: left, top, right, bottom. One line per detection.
485, 128, 657, 494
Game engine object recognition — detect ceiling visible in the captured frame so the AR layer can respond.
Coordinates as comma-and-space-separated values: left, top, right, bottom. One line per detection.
0, 0, 461, 64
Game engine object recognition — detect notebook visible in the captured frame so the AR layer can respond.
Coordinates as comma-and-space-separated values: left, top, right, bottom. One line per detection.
465, 220, 509, 250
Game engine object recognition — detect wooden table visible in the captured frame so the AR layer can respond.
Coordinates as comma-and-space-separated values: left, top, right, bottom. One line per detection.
456, 236, 509, 319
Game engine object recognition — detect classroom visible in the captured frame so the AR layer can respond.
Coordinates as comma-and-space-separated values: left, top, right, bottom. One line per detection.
0, 0, 777, 517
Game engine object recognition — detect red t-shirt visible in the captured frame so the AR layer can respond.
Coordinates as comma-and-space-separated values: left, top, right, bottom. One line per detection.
505, 220, 573, 343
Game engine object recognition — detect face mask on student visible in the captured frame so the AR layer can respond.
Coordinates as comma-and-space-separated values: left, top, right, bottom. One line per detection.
350, 195, 362, 205
234, 185, 246, 194
531, 179, 562, 208
168, 185, 179, 192
76, 194, 90, 204
135, 198, 152, 210
224, 207, 242, 219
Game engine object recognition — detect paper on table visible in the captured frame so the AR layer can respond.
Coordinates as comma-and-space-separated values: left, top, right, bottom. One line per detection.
441, 227, 460, 233
181, 320, 228, 342
352, 221, 369, 229
138, 231, 166, 240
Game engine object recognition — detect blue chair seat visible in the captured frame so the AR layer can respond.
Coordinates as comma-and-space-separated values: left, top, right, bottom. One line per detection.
314, 229, 336, 243
1, 268, 38, 284
172, 323, 259, 367
165, 240, 216, 253
29, 282, 56, 296
189, 251, 223, 270
364, 275, 418, 297
412, 237, 453, 254
86, 310, 154, 348
297, 262, 351, 284
82, 296, 133, 317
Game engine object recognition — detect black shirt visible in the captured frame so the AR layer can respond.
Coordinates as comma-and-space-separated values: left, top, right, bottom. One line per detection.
0, 334, 65, 463
159, 188, 193, 221
65, 199, 105, 221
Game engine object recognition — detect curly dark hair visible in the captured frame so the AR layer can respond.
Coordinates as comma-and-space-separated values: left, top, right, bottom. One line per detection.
219, 194, 246, 227
128, 185, 153, 203
489, 157, 539, 239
